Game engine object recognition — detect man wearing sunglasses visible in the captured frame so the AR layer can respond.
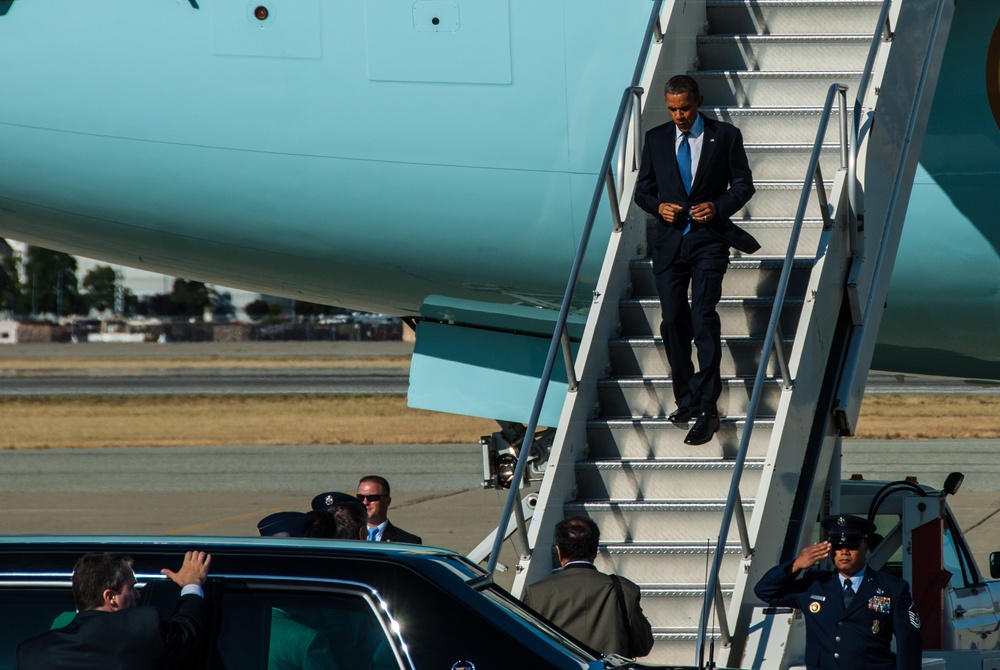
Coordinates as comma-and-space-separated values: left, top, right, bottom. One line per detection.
754, 514, 921, 670
357, 475, 422, 544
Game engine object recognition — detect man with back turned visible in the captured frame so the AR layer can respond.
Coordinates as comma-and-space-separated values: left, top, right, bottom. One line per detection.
634, 74, 759, 445
16, 550, 211, 670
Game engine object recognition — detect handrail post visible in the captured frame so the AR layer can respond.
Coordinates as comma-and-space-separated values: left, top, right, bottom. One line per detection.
616, 110, 629, 198
631, 87, 645, 171
773, 323, 792, 389
838, 87, 849, 170
714, 580, 732, 645
733, 491, 752, 558
606, 170, 624, 232
560, 327, 578, 393
512, 487, 531, 559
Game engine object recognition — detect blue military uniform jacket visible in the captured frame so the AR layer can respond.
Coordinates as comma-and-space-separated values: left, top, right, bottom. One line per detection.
754, 561, 922, 670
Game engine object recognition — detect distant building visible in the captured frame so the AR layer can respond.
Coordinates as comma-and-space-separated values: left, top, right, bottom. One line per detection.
0, 320, 17, 344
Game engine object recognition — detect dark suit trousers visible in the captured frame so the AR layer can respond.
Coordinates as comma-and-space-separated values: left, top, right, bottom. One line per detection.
654, 228, 730, 413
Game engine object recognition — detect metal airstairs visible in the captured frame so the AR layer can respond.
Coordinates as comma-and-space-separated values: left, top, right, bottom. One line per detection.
486, 0, 953, 667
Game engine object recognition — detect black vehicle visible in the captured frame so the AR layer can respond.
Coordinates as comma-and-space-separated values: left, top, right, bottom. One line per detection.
0, 536, 688, 670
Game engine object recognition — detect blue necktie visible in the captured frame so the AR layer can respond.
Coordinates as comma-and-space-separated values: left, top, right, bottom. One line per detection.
677, 133, 693, 234
367, 527, 379, 541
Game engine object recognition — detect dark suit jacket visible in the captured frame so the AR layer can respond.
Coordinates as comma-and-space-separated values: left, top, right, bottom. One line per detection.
15, 594, 207, 670
635, 114, 759, 273
755, 561, 922, 670
521, 563, 654, 658
381, 520, 421, 544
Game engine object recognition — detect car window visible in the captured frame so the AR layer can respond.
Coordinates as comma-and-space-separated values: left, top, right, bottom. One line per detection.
0, 587, 76, 670
213, 587, 402, 670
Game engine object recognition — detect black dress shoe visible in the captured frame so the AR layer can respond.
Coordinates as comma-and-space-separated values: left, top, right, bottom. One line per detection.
684, 412, 720, 445
668, 405, 699, 423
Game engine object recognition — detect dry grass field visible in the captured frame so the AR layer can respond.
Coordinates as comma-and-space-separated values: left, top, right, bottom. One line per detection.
2, 393, 999, 449
853, 394, 1000, 439
0, 395, 496, 449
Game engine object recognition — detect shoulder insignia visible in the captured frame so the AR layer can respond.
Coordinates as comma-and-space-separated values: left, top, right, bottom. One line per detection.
908, 603, 921, 629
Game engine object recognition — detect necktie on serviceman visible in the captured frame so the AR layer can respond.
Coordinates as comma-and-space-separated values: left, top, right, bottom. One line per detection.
367, 527, 379, 541
677, 132, 693, 234
843, 579, 855, 608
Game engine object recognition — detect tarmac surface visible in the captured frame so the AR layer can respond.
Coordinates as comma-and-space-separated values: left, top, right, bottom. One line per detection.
2, 341, 999, 590
2, 440, 1000, 593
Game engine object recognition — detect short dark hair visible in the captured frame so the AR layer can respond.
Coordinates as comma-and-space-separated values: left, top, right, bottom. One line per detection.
554, 516, 600, 561
665, 74, 700, 99
331, 500, 368, 539
359, 475, 390, 496
72, 553, 134, 611
305, 510, 338, 539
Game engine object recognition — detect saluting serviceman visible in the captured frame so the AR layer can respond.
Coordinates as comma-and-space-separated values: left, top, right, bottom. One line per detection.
754, 514, 922, 670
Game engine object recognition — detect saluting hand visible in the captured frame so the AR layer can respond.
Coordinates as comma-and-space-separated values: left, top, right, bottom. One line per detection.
791, 541, 831, 573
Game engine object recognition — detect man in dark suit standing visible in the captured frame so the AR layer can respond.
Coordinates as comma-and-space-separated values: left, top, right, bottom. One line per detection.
755, 514, 922, 670
635, 74, 759, 445
357, 475, 422, 544
16, 550, 211, 670
522, 516, 654, 658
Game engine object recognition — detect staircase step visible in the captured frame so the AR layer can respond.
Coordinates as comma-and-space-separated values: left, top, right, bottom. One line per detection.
564, 500, 754, 543
736, 178, 830, 219
746, 142, 844, 182
731, 218, 824, 258
576, 459, 764, 500
706, 106, 835, 144
619, 296, 803, 338
629, 257, 814, 299
643, 216, 823, 257
706, 0, 883, 36
608, 337, 789, 378
646, 630, 718, 667
597, 377, 783, 418
698, 34, 871, 71
696, 70, 863, 107
587, 418, 773, 459
641, 586, 733, 628
597, 543, 746, 584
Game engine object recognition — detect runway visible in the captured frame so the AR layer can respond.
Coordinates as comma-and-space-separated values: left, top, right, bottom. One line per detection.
0, 370, 991, 397
0, 371, 409, 395
2, 440, 1000, 593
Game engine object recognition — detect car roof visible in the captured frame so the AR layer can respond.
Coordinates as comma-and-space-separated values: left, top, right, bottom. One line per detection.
0, 535, 489, 583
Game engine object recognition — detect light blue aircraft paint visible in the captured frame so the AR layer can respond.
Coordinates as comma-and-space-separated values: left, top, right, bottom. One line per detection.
874, 0, 1000, 379
0, 0, 998, 424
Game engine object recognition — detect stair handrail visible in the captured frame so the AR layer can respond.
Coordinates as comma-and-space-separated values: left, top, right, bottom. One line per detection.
696, 0, 902, 657
695, 81, 852, 666
485, 0, 664, 576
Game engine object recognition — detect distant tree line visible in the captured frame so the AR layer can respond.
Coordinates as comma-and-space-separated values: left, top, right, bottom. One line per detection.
0, 245, 339, 322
